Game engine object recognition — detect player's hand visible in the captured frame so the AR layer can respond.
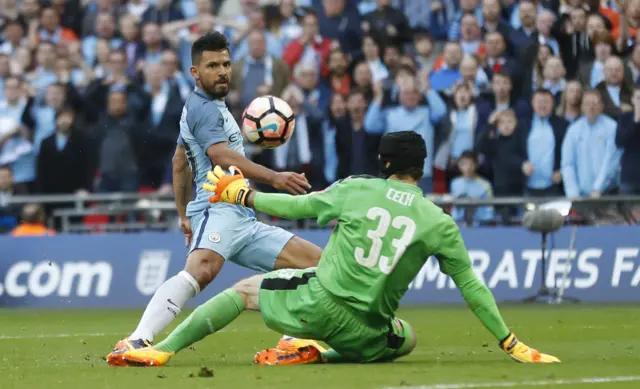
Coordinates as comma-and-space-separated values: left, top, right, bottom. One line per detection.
180, 217, 192, 247
203, 165, 253, 206
272, 171, 311, 195
499, 333, 560, 363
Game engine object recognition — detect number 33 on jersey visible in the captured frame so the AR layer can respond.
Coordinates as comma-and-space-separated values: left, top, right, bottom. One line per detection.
299, 176, 473, 319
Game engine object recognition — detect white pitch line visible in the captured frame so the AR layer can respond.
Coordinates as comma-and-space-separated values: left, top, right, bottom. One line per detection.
0, 328, 272, 340
383, 376, 640, 389
0, 332, 110, 340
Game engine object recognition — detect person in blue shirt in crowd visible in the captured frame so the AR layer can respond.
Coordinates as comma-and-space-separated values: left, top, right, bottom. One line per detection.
450, 150, 495, 226
521, 89, 568, 197
364, 74, 447, 193
561, 89, 622, 198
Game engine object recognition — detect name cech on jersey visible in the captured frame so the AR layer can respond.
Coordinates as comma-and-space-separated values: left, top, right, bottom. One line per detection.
386, 188, 415, 207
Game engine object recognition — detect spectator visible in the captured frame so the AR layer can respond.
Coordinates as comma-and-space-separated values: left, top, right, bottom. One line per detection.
536, 10, 559, 55
83, 49, 151, 124
326, 48, 351, 95
365, 76, 447, 193
0, 87, 33, 194
82, 12, 122, 67
0, 53, 9, 99
292, 61, 331, 115
232, 8, 284, 62
57, 47, 93, 91
615, 87, 640, 194
0, 21, 26, 56
556, 79, 583, 123
552, 6, 592, 78
561, 90, 621, 198
413, 30, 437, 73
26, 41, 58, 100
476, 71, 532, 134
519, 43, 554, 100
447, 0, 483, 42
458, 14, 483, 57
456, 54, 489, 97
321, 92, 346, 184
336, 88, 380, 178
578, 31, 617, 88
361, 35, 389, 83
10, 203, 55, 236
542, 56, 567, 103
283, 9, 332, 77
91, 38, 113, 79
82, 0, 126, 38
483, 31, 516, 80
94, 90, 139, 192
476, 109, 526, 198
161, 50, 191, 101
21, 0, 41, 27
380, 64, 426, 108
596, 56, 634, 118
429, 41, 463, 92
0, 165, 19, 233
118, 14, 143, 76
34, 7, 79, 46
274, 84, 323, 187
24, 83, 69, 158
435, 82, 481, 175
612, 0, 640, 42
272, 0, 303, 47
36, 106, 93, 195
313, 0, 362, 58
522, 89, 568, 196
141, 0, 185, 25
482, 0, 512, 39
509, 0, 538, 52
352, 60, 373, 100
450, 150, 494, 226
362, 0, 412, 47
229, 30, 290, 113
381, 42, 402, 77
135, 22, 169, 68
135, 63, 183, 188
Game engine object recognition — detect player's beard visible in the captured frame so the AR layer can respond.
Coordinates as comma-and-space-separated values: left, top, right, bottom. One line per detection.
202, 77, 229, 100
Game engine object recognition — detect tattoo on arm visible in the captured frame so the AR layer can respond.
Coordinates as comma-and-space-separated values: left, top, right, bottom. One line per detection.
173, 145, 192, 219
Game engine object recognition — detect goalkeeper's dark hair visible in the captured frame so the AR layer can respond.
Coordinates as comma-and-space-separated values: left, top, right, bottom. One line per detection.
191, 32, 230, 66
378, 131, 426, 181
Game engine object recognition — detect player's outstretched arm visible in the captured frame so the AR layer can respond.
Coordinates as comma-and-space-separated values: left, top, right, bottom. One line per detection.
436, 218, 561, 364
203, 166, 346, 223
206, 143, 310, 195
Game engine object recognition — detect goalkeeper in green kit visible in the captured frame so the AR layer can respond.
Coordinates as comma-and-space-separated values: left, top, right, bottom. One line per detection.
115, 131, 560, 367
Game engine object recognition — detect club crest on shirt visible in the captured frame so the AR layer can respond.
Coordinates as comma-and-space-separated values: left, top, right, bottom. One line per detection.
209, 232, 221, 243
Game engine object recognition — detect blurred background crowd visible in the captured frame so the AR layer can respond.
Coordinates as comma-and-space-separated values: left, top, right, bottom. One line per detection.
0, 0, 640, 233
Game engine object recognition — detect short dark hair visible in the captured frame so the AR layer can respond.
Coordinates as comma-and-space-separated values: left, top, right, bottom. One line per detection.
492, 70, 512, 82
191, 32, 230, 66
459, 150, 478, 165
533, 88, 554, 100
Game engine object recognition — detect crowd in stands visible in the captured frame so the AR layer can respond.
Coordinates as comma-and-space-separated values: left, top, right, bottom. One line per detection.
1, 0, 640, 232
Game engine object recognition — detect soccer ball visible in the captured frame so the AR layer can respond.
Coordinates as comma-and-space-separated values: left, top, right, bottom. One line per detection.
241, 95, 296, 149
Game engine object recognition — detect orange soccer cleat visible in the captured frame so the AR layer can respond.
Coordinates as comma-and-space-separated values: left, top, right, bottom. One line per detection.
276, 336, 327, 353
253, 345, 322, 366
106, 338, 153, 367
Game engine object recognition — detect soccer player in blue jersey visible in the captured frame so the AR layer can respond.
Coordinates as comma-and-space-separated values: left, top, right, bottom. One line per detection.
106, 32, 321, 364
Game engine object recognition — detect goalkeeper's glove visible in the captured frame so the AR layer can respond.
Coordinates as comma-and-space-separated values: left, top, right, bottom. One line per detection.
499, 333, 561, 363
203, 165, 253, 206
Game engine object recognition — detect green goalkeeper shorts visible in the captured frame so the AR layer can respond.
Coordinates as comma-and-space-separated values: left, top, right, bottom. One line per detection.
259, 268, 415, 363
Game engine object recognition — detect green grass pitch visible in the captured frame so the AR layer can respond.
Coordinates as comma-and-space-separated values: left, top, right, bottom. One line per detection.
1, 305, 639, 389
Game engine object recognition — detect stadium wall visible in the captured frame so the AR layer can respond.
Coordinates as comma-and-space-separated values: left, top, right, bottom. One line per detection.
0, 226, 638, 308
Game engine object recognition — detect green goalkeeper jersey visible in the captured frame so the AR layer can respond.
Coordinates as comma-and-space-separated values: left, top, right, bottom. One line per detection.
253, 176, 472, 324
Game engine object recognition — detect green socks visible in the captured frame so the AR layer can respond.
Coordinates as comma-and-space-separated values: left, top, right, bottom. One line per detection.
155, 288, 245, 353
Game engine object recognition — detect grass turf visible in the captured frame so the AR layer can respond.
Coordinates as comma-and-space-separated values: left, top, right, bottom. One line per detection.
0, 305, 639, 389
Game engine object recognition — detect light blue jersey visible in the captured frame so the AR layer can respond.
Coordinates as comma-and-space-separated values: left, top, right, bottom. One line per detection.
178, 87, 246, 217
177, 87, 293, 271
